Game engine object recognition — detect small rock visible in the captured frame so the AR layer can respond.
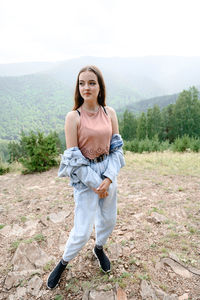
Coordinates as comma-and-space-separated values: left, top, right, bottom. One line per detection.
12, 241, 50, 271
179, 294, 189, 300
4, 270, 42, 290
0, 225, 12, 237
89, 290, 115, 300
109, 243, 122, 260
133, 212, 144, 220
0, 221, 38, 237
122, 246, 131, 257
124, 232, 134, 241
16, 287, 27, 298
22, 220, 39, 236
188, 266, 200, 276
49, 211, 70, 223
162, 258, 192, 278
151, 282, 178, 300
82, 289, 90, 300
116, 287, 128, 300
27, 275, 43, 296
155, 261, 163, 270
140, 280, 158, 300
147, 212, 168, 224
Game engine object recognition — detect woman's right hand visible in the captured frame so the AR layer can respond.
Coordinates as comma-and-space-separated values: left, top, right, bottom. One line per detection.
92, 188, 109, 198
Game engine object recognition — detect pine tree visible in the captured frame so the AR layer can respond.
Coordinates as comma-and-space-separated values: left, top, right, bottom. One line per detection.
137, 112, 147, 140
121, 110, 137, 141
174, 87, 200, 138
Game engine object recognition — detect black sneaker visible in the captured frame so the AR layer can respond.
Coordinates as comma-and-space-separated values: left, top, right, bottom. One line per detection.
93, 246, 111, 273
47, 261, 67, 289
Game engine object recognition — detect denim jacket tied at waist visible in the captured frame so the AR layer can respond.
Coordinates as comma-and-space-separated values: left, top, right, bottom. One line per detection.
58, 134, 125, 189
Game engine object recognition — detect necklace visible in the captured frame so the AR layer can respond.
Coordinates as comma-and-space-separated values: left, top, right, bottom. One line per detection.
82, 105, 100, 113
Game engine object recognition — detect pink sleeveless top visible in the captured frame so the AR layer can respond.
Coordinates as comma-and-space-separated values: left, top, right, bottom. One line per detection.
77, 106, 112, 159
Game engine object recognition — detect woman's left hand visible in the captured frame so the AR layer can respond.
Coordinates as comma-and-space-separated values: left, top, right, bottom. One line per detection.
92, 178, 112, 197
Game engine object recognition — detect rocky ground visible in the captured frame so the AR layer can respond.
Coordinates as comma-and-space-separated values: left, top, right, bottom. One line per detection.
0, 151, 200, 300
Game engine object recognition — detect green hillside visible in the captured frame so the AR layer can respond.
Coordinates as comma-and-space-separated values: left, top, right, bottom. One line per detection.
0, 74, 73, 140
120, 93, 180, 114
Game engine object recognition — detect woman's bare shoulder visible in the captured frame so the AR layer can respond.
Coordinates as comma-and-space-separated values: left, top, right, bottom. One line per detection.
65, 110, 79, 123
105, 106, 116, 116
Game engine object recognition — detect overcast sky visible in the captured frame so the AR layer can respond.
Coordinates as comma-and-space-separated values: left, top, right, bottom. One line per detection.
1, 0, 200, 63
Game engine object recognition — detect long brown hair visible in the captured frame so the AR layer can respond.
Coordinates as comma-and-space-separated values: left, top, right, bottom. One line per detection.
73, 65, 106, 110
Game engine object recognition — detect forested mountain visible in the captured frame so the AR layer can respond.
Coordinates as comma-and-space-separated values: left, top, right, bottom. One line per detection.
1, 56, 200, 140
0, 74, 73, 139
120, 93, 180, 114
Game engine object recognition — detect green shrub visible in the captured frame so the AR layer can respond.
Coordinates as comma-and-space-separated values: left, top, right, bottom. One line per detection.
124, 140, 139, 152
159, 140, 171, 152
0, 139, 10, 162
0, 157, 9, 175
190, 138, 200, 152
124, 137, 166, 153
19, 130, 61, 174
172, 135, 200, 152
8, 140, 25, 163
124, 137, 172, 153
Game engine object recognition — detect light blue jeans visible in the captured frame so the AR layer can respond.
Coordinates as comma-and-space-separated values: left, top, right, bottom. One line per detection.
62, 155, 117, 262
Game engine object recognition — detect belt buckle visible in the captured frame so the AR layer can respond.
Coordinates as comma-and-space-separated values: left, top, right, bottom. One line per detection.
99, 154, 104, 162
92, 154, 105, 163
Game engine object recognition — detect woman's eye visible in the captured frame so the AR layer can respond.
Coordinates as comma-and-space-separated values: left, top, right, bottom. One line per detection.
90, 82, 96, 85
79, 82, 84, 86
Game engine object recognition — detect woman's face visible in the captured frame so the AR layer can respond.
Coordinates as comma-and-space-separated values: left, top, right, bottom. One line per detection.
79, 71, 100, 103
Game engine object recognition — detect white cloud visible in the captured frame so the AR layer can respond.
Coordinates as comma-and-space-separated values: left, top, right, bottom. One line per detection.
0, 0, 200, 63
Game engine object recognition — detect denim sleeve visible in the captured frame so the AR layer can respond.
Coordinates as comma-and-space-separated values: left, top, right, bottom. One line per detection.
58, 147, 102, 189
73, 166, 102, 189
102, 134, 125, 183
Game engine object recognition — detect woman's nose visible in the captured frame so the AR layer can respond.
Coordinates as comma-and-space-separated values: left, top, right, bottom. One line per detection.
84, 84, 90, 89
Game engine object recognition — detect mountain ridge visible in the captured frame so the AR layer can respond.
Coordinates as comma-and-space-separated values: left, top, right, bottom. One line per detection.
1, 56, 200, 140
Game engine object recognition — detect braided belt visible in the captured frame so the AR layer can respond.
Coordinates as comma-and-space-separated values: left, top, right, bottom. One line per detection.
88, 153, 108, 163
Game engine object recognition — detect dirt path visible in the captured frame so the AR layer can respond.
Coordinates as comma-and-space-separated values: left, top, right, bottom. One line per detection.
0, 152, 200, 299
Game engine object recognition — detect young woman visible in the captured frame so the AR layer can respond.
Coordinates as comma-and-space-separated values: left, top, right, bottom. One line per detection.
47, 65, 125, 289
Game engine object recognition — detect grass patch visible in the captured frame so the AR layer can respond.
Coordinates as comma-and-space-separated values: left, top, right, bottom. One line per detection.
0, 224, 5, 229
136, 273, 150, 280
10, 240, 21, 252
43, 260, 55, 272
54, 295, 64, 300
20, 216, 27, 223
34, 233, 46, 242
10, 234, 46, 252
125, 151, 200, 177
65, 278, 80, 293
